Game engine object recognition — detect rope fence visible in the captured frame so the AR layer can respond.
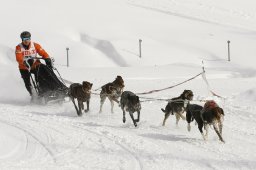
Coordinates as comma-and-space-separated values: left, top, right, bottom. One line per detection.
61, 62, 225, 103
135, 72, 204, 95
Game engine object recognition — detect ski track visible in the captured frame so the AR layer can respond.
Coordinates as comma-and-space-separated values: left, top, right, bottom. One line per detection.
0, 105, 145, 169
0, 119, 56, 163
70, 122, 143, 170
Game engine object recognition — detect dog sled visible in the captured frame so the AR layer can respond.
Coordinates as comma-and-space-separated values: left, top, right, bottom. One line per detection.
28, 57, 69, 104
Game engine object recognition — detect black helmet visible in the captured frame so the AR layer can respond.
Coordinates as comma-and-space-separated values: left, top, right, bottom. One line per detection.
20, 31, 31, 40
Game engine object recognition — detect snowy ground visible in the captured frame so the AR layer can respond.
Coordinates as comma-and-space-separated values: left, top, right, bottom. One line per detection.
1, 0, 256, 169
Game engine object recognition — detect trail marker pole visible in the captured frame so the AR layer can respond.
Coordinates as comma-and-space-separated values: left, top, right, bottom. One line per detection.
227, 40, 231, 61
139, 39, 142, 58
66, 47, 69, 67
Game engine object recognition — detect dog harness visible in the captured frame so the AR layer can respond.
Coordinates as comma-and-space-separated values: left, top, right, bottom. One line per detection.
204, 100, 218, 110
184, 99, 189, 108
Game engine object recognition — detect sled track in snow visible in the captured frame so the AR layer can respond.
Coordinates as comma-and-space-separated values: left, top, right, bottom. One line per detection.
70, 122, 144, 170
0, 119, 57, 163
32, 115, 144, 169
0, 106, 143, 169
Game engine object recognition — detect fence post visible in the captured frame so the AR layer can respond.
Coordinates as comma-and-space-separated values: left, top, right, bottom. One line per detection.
139, 39, 142, 58
227, 40, 230, 61
66, 47, 69, 67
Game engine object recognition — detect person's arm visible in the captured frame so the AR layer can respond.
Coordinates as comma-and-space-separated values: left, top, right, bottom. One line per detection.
34, 42, 49, 59
15, 45, 24, 66
34, 42, 54, 69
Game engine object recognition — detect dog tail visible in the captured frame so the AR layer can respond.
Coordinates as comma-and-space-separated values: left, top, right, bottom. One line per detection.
213, 107, 224, 121
161, 108, 166, 113
219, 107, 225, 116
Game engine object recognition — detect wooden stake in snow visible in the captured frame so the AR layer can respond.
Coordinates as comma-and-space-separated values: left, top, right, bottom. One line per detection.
66, 47, 69, 67
139, 39, 142, 58
227, 40, 231, 61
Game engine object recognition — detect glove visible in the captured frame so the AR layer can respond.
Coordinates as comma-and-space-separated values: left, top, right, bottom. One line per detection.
45, 58, 53, 69
23, 56, 34, 69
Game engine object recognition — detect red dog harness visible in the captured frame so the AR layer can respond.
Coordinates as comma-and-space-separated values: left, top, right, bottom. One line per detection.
204, 100, 219, 110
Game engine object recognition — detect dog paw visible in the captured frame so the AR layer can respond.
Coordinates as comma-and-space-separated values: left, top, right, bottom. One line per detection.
201, 133, 206, 140
123, 118, 126, 123
187, 125, 191, 132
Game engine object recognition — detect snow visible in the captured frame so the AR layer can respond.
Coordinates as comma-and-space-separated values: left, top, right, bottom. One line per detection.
1, 0, 256, 169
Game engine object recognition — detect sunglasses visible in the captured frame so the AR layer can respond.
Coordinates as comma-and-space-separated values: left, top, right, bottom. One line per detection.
22, 37, 31, 41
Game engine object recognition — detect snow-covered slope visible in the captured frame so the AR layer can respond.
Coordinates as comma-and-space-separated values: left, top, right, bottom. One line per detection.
0, 0, 256, 169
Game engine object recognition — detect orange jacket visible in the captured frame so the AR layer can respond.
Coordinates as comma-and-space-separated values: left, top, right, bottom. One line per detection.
15, 42, 50, 70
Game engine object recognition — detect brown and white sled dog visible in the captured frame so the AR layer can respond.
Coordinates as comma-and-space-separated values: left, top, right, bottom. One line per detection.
99, 75, 125, 113
69, 81, 93, 116
120, 91, 141, 127
186, 101, 225, 143
161, 90, 193, 126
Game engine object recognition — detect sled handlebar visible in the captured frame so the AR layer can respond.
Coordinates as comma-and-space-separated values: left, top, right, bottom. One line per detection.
27, 56, 55, 61
24, 56, 56, 71
34, 57, 43, 60
33, 57, 55, 64
26, 56, 67, 87
28, 57, 45, 60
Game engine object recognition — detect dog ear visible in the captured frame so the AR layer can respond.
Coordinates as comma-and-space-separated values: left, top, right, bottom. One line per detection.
117, 76, 124, 82
186, 90, 193, 99
184, 90, 192, 98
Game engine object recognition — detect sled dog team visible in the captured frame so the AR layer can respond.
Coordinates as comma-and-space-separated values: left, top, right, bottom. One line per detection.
68, 75, 225, 143
15, 31, 224, 143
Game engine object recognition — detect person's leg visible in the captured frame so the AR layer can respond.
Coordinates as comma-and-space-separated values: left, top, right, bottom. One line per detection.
19, 69, 32, 95
31, 66, 47, 96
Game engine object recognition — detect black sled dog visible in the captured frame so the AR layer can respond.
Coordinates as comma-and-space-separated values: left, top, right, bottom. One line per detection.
161, 90, 194, 126
120, 91, 141, 127
186, 101, 225, 143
